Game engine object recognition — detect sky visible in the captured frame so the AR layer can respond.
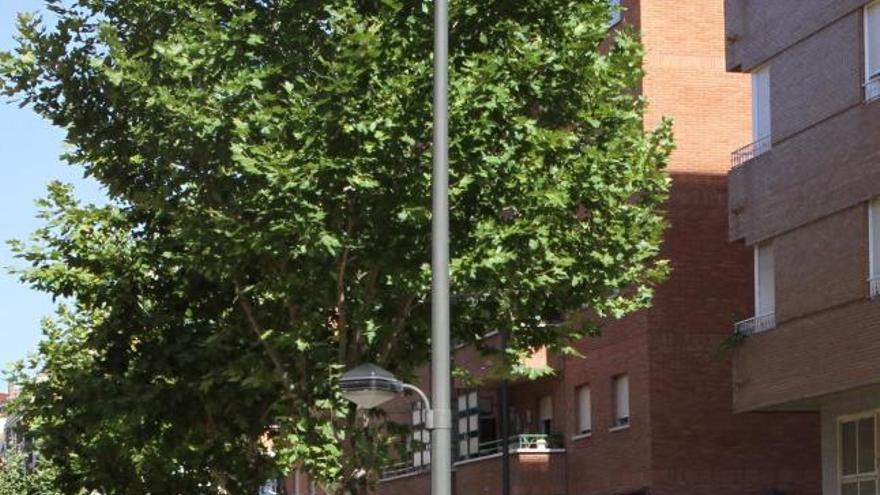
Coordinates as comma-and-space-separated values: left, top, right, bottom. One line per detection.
0, 1, 106, 389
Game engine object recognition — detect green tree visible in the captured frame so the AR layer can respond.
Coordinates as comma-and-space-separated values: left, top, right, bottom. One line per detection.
0, 451, 62, 495
2, 0, 672, 493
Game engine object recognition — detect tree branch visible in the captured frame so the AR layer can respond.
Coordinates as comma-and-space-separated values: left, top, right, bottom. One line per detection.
235, 282, 294, 394
334, 248, 351, 363
378, 295, 418, 366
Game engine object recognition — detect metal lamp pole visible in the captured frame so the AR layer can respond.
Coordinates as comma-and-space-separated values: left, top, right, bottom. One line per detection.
431, 0, 452, 493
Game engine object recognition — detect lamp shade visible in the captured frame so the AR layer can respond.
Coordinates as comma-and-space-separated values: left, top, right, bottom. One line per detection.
339, 363, 403, 409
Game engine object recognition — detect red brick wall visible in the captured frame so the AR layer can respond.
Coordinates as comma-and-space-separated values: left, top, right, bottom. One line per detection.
376, 453, 565, 495
646, 176, 821, 495
768, 12, 863, 143
641, 0, 752, 175
641, 1, 821, 494
733, 299, 880, 413
561, 314, 653, 495
376, 471, 428, 495
725, 0, 868, 72
728, 102, 880, 245
775, 205, 868, 323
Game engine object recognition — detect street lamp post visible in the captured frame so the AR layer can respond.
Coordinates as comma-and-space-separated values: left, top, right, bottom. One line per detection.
431, 0, 452, 493
341, 1, 451, 493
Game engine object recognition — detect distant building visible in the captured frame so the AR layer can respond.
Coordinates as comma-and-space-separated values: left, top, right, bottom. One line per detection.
0, 384, 32, 468
0, 392, 7, 462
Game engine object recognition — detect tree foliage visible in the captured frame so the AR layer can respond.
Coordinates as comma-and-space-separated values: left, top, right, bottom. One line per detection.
0, 451, 62, 495
2, 0, 672, 493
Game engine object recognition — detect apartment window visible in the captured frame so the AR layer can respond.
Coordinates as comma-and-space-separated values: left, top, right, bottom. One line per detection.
457, 391, 480, 459
840, 415, 878, 495
755, 242, 776, 317
612, 374, 630, 428
609, 0, 622, 27
538, 395, 553, 434
752, 65, 771, 143
576, 385, 592, 435
477, 395, 498, 445
411, 401, 430, 467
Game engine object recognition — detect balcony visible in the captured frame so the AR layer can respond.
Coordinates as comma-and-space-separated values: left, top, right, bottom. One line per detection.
732, 301, 880, 412
870, 276, 880, 299
380, 461, 429, 481
866, 78, 880, 104
377, 434, 567, 495
731, 135, 772, 168
733, 313, 776, 336
460, 433, 565, 460
379, 434, 564, 481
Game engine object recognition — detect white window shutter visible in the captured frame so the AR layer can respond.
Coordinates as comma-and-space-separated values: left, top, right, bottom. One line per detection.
614, 375, 630, 423
577, 386, 592, 433
871, 199, 880, 278
752, 66, 771, 142
867, 3, 880, 79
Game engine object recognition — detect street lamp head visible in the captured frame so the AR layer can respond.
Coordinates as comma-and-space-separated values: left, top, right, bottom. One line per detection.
339, 363, 403, 409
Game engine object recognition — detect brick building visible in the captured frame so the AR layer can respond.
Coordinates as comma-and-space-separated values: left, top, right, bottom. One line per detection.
365, 1, 822, 494
725, 1, 880, 494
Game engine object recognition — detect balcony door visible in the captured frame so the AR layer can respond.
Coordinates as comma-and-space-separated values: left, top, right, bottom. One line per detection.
754, 242, 775, 318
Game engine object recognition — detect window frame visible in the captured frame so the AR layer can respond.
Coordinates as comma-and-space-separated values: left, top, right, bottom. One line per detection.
611, 374, 630, 429
754, 242, 776, 318
411, 400, 431, 468
838, 411, 879, 495
869, 199, 880, 281
751, 64, 772, 143
456, 390, 481, 459
575, 384, 592, 436
865, 1, 880, 83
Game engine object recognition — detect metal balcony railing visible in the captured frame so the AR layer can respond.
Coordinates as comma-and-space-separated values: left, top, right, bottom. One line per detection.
472, 433, 564, 457
380, 461, 429, 480
731, 136, 772, 168
734, 313, 776, 335
380, 433, 564, 480
869, 276, 880, 299
866, 77, 880, 103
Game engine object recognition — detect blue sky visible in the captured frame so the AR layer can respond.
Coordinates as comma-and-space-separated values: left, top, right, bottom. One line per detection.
0, 1, 105, 389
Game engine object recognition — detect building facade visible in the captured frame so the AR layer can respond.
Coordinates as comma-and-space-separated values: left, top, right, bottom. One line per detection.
369, 1, 822, 494
725, 1, 880, 494
0, 384, 25, 466
0, 391, 8, 462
